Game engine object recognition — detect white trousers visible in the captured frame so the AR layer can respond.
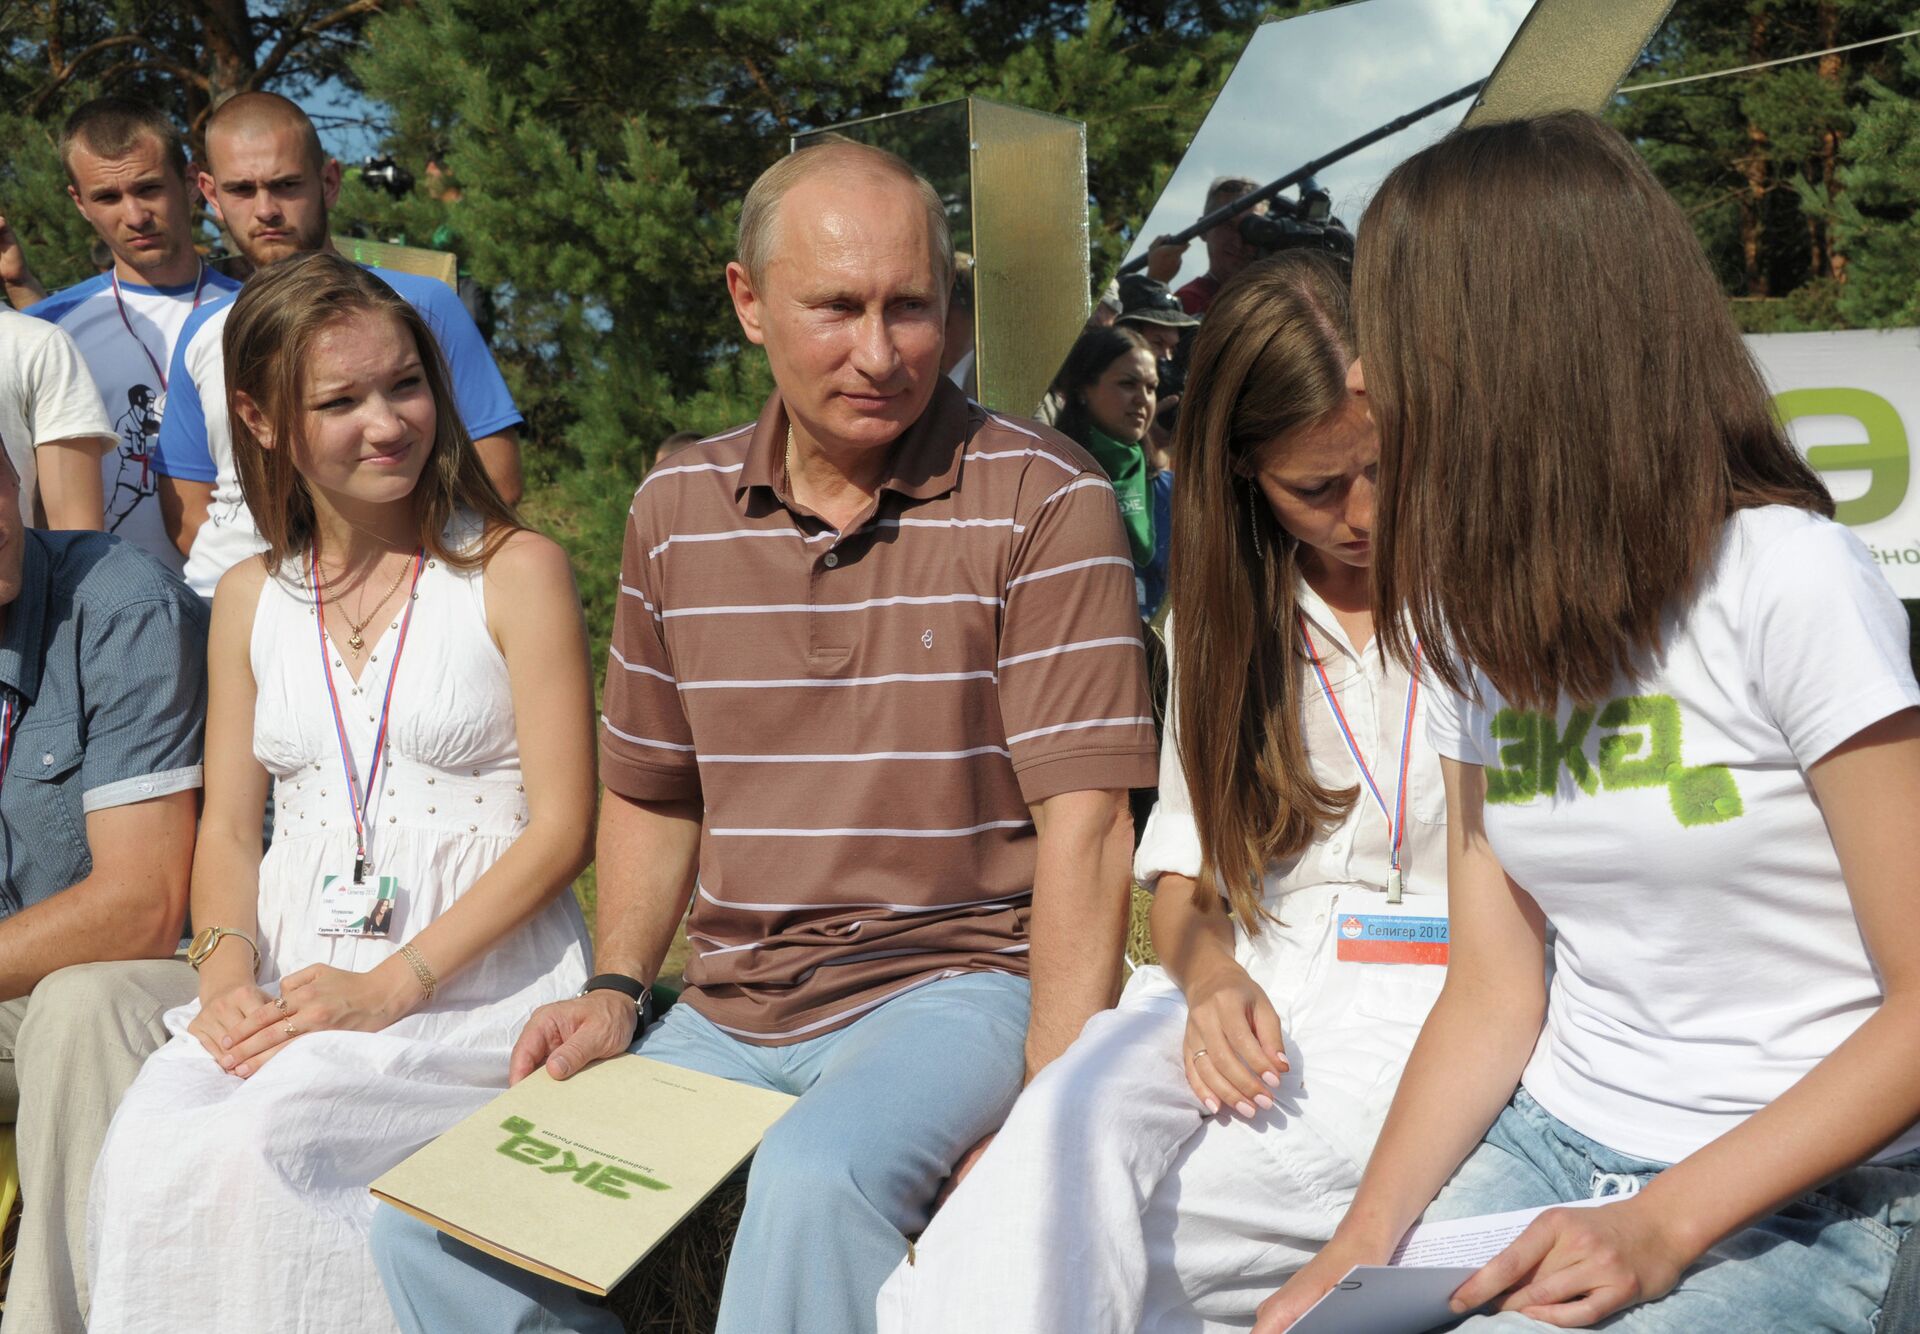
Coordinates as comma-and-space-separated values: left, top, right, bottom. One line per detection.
878, 886, 1446, 1334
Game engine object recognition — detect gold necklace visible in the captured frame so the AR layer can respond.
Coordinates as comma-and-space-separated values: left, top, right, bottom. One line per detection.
324, 554, 413, 655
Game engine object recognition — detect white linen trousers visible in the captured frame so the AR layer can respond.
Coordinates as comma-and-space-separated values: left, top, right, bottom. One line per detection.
878, 591, 1450, 1333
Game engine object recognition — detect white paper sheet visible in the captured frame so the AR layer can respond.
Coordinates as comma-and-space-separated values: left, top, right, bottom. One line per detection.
1289, 1196, 1626, 1334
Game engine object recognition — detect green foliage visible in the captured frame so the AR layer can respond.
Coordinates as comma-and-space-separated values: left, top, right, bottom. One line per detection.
337, 0, 1303, 664
1609, 2, 1920, 329
1833, 59, 1920, 325
0, 110, 98, 293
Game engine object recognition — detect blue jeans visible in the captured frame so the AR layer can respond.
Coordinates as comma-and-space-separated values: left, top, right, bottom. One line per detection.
372, 971, 1029, 1334
1425, 1089, 1920, 1331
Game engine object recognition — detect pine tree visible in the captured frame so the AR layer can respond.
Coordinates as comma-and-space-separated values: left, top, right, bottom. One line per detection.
1610, 1, 1920, 331
1830, 9, 1920, 325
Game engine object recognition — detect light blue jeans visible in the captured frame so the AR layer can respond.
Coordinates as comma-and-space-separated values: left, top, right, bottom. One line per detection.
1426, 1089, 1920, 1331
371, 971, 1029, 1334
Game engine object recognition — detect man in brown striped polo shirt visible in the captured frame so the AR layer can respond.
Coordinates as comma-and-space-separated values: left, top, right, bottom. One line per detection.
372, 140, 1156, 1333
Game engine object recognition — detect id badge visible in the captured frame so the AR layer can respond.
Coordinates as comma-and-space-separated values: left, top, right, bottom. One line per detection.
318, 874, 398, 937
1333, 896, 1448, 965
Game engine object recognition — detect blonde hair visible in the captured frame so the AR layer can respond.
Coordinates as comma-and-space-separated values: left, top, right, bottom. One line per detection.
737, 135, 952, 289
224, 251, 520, 573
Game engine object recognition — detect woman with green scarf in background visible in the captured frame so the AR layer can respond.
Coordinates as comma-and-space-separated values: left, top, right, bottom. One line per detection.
1054, 324, 1160, 619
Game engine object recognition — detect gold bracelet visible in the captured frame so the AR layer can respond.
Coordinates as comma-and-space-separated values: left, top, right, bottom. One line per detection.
398, 943, 437, 1003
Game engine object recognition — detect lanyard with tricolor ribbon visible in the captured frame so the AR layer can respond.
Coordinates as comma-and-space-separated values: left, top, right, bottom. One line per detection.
0, 692, 18, 801
111, 263, 208, 394
1298, 612, 1422, 903
313, 548, 425, 884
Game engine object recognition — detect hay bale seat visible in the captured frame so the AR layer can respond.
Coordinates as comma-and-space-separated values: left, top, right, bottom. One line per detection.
609, 1173, 746, 1334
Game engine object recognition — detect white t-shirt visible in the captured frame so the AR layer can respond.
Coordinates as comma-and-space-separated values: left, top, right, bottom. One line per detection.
1427, 505, 1920, 1164
27, 268, 241, 572
0, 307, 114, 522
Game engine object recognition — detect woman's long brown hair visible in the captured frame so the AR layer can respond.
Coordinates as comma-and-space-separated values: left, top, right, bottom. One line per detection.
1356, 112, 1832, 710
225, 250, 521, 574
1170, 251, 1360, 933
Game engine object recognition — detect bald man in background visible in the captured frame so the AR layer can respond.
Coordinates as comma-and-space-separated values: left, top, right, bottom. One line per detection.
153, 92, 523, 599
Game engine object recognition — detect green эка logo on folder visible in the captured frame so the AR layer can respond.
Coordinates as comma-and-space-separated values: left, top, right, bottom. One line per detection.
495, 1116, 670, 1199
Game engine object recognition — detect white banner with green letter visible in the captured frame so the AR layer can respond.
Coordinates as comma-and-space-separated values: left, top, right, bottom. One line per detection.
1750, 328, 1920, 598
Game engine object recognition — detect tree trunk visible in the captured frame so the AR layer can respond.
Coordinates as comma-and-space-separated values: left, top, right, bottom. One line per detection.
186, 0, 258, 108
1741, 121, 1770, 296
1738, 10, 1771, 297
1815, 2, 1846, 283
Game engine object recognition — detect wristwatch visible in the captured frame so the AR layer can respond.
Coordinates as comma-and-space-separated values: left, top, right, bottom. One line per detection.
580, 973, 654, 1029
187, 926, 261, 975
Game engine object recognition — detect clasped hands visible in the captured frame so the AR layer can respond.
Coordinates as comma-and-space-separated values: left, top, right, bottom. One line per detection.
188, 961, 419, 1078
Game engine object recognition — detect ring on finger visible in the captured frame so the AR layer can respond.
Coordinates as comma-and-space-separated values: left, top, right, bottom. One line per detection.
274, 996, 289, 1014
282, 1021, 298, 1036
1192, 1047, 1209, 1060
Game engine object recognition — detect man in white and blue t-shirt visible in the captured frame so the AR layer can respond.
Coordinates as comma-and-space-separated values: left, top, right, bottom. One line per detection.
26, 98, 243, 572
154, 91, 524, 599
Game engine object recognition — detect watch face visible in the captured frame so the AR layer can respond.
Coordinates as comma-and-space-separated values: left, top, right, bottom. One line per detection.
187, 926, 220, 966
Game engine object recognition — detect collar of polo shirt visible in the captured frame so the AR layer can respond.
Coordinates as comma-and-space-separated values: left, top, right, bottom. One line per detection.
738, 378, 976, 506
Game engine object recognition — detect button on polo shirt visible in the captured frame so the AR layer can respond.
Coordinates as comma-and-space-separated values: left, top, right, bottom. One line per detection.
600, 379, 1157, 1044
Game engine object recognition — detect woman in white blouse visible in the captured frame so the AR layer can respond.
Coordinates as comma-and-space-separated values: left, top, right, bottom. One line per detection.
876, 251, 1447, 1333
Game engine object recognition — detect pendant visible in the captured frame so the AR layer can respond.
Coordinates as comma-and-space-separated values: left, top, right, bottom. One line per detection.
347, 632, 365, 654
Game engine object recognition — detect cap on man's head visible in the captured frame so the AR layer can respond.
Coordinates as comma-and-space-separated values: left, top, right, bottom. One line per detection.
1116, 275, 1200, 329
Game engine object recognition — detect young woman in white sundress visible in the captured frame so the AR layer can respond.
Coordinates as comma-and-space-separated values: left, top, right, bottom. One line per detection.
87, 251, 595, 1333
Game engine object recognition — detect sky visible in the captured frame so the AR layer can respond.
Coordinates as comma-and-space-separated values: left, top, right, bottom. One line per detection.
1125, 0, 1536, 291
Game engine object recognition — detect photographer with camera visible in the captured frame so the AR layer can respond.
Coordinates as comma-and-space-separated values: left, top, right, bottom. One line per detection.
1143, 176, 1265, 318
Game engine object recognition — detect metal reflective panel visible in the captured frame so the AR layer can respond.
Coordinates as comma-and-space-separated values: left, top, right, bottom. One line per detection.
1122, 0, 1536, 304
1468, 0, 1676, 126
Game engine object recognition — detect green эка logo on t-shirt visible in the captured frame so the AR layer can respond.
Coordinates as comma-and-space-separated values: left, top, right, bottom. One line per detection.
496, 1115, 670, 1199
1486, 694, 1743, 827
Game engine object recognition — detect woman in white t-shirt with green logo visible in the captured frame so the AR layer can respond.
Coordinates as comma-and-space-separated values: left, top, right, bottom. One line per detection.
1263, 111, 1920, 1333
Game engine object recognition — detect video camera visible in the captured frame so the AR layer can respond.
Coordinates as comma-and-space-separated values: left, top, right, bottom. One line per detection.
1236, 178, 1352, 259
360, 156, 416, 200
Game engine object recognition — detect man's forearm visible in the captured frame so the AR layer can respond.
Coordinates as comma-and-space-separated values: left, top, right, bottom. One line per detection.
36, 439, 108, 530
158, 477, 211, 558
4, 275, 47, 310
593, 790, 702, 982
0, 791, 197, 998
0, 865, 187, 1001
1024, 788, 1133, 1078
474, 430, 524, 507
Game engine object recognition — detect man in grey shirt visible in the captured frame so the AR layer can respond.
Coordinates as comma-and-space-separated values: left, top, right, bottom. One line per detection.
0, 438, 207, 1332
